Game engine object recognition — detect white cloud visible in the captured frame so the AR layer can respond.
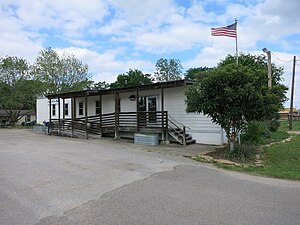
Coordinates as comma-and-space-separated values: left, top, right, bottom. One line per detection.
1, 0, 109, 44
0, 8, 42, 61
239, 0, 300, 46
56, 47, 154, 83
186, 1, 216, 23
108, 0, 176, 26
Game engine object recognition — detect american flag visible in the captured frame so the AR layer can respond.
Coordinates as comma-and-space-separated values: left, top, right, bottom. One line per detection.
211, 22, 237, 38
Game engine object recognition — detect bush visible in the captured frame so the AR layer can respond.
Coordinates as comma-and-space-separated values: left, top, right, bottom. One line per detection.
241, 121, 271, 144
265, 113, 280, 132
225, 143, 257, 162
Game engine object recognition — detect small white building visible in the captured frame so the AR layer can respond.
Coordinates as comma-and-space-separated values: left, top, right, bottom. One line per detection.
37, 80, 226, 145
0, 110, 36, 126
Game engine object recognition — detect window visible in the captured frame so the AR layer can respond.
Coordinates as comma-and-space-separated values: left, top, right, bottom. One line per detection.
138, 97, 146, 111
95, 101, 101, 115
52, 104, 56, 116
64, 103, 69, 116
78, 102, 84, 116
26, 115, 31, 122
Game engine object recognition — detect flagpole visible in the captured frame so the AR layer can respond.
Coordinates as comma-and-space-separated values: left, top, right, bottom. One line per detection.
235, 18, 238, 64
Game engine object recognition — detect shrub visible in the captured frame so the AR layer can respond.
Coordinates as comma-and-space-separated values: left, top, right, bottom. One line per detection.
241, 121, 271, 144
225, 143, 257, 162
265, 113, 280, 132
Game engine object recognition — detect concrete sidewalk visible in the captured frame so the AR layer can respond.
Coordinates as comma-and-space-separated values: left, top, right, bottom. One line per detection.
37, 128, 217, 158
118, 138, 216, 157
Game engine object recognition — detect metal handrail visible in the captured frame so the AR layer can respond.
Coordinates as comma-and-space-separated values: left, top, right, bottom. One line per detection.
168, 114, 191, 129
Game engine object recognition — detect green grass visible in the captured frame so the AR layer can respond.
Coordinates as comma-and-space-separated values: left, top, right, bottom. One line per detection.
278, 120, 300, 132
209, 121, 300, 180
219, 134, 300, 180
261, 130, 290, 144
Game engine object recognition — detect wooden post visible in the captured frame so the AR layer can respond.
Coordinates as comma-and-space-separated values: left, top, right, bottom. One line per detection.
161, 88, 165, 143
263, 48, 272, 88
62, 98, 65, 131
165, 111, 169, 144
182, 126, 186, 146
71, 97, 75, 138
136, 89, 139, 133
99, 94, 102, 137
49, 98, 52, 135
58, 98, 61, 136
114, 93, 120, 139
267, 51, 272, 88
289, 56, 296, 130
85, 94, 88, 139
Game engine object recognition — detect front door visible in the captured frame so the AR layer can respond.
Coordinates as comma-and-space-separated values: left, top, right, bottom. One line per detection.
138, 96, 158, 124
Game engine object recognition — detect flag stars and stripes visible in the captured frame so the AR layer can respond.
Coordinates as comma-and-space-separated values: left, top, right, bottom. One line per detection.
211, 22, 237, 38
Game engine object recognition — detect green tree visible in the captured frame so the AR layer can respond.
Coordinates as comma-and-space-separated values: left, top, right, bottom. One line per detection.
110, 69, 153, 88
154, 58, 183, 82
31, 47, 92, 94
185, 53, 287, 151
92, 81, 109, 90
185, 67, 212, 81
0, 56, 43, 126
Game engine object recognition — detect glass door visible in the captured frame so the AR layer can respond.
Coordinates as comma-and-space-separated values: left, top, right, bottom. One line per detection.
147, 96, 157, 123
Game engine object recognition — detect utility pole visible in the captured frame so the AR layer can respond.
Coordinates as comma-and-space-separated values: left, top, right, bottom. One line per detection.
262, 48, 272, 88
289, 56, 296, 130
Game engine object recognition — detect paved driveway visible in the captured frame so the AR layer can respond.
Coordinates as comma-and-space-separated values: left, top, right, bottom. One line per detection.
1, 129, 300, 225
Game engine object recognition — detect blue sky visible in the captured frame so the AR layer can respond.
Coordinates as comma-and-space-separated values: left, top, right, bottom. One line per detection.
0, 0, 299, 108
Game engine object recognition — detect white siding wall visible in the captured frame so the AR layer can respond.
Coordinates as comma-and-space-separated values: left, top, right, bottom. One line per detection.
37, 97, 72, 123
102, 95, 114, 114
164, 86, 225, 145
36, 98, 49, 124
120, 92, 136, 112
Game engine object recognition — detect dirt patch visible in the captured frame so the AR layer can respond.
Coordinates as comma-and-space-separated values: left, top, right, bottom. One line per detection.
205, 147, 226, 159
204, 146, 257, 165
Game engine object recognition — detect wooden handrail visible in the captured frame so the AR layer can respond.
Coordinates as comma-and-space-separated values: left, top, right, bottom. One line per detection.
167, 114, 191, 146
168, 114, 191, 129
52, 111, 169, 136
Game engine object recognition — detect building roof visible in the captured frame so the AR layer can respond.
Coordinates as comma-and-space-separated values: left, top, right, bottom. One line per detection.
46, 79, 193, 99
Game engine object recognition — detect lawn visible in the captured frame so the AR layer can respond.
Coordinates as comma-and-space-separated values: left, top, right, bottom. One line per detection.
278, 120, 300, 132
216, 120, 300, 180
219, 134, 300, 180
262, 130, 290, 145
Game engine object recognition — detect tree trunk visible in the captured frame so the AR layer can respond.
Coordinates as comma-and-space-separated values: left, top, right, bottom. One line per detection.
229, 138, 235, 152
228, 130, 237, 153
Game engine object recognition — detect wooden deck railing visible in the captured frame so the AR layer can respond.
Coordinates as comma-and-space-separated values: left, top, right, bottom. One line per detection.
50, 111, 168, 138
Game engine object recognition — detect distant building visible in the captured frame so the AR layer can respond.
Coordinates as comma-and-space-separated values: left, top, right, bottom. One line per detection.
279, 108, 299, 120
0, 110, 36, 126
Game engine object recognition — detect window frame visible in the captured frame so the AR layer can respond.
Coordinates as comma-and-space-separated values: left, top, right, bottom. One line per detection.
52, 104, 56, 116
78, 102, 84, 116
95, 100, 101, 115
64, 103, 69, 116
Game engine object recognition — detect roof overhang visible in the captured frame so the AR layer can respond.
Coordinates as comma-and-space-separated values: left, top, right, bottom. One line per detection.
46, 79, 194, 99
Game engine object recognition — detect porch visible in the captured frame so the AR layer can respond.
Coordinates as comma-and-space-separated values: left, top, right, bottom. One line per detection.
46, 80, 196, 146
50, 111, 195, 145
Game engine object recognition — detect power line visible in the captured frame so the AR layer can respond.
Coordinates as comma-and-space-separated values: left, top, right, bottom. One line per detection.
271, 52, 293, 64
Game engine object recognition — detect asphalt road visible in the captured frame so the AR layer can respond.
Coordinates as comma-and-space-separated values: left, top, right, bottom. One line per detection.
1, 129, 299, 225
